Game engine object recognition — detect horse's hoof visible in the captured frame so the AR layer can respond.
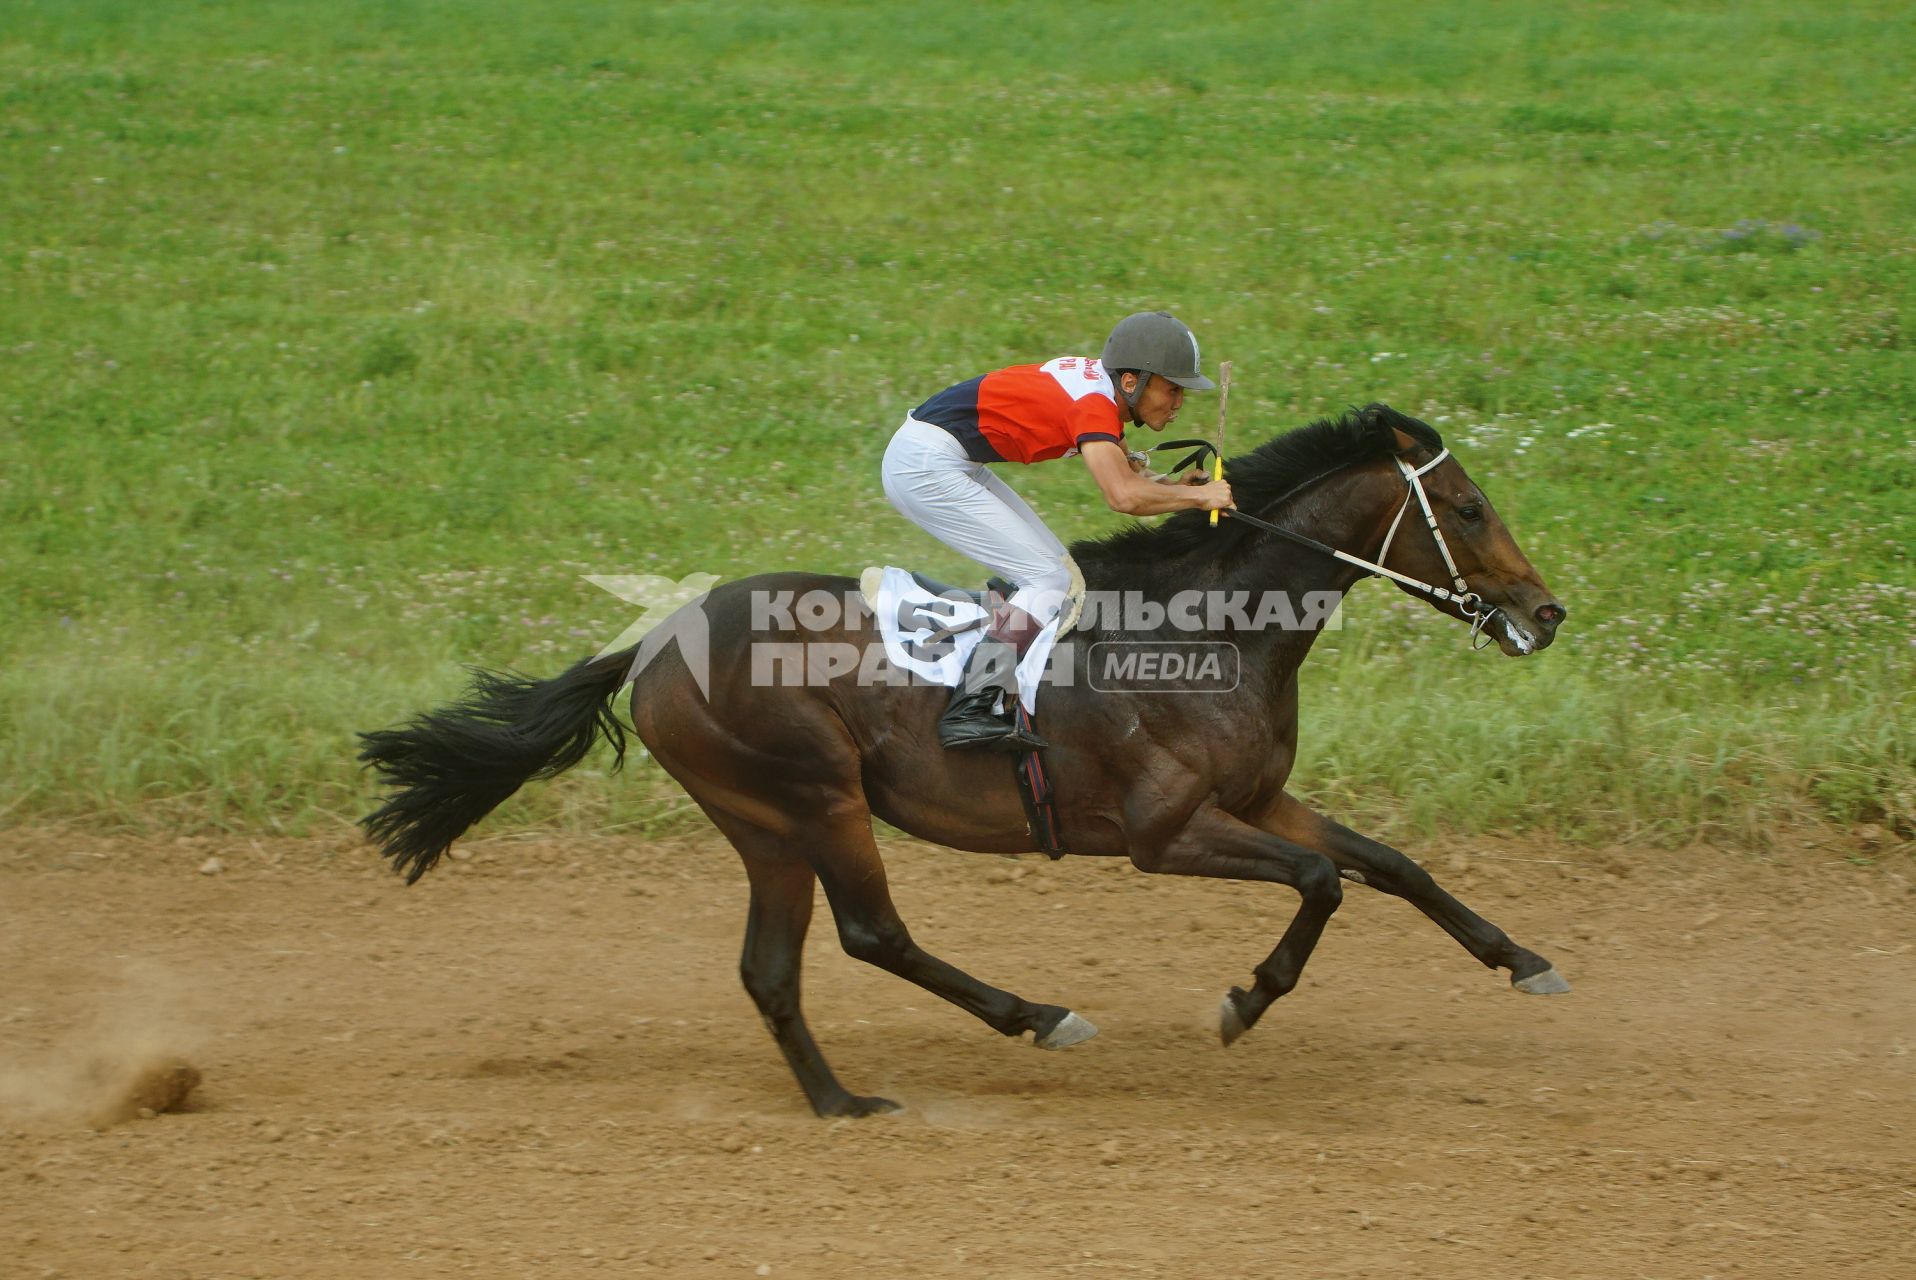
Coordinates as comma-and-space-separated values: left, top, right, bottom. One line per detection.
1512, 967, 1572, 996
1035, 1010, 1099, 1050
817, 1092, 901, 1118
1219, 989, 1250, 1047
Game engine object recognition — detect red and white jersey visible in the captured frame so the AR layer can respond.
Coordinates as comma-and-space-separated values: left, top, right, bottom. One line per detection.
910, 356, 1126, 465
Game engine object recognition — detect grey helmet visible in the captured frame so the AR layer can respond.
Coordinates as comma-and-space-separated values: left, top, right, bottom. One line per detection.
1100, 311, 1216, 413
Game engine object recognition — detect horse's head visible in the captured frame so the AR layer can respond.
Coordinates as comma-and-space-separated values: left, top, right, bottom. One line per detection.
1377, 426, 1566, 656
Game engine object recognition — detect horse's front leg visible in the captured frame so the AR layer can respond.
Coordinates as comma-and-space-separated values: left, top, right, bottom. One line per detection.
1253, 791, 1570, 996
1128, 806, 1346, 1046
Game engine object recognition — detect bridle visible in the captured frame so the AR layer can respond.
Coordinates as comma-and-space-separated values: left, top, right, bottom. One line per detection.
1146, 439, 1507, 650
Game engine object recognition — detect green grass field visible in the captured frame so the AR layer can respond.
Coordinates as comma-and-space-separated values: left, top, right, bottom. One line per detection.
3, 1, 1911, 849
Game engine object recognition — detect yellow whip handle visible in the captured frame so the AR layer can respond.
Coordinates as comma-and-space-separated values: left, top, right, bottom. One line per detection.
1211, 360, 1232, 527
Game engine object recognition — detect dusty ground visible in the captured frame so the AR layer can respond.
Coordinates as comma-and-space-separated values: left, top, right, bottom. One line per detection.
3, 826, 1913, 1279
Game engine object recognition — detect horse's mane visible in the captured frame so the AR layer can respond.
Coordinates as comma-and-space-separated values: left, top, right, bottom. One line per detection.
1070, 402, 1442, 574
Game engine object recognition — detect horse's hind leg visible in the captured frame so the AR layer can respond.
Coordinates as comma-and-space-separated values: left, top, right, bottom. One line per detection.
729, 833, 902, 1118
743, 843, 908, 1111
714, 809, 1089, 1118
1258, 792, 1569, 995
807, 814, 1096, 1052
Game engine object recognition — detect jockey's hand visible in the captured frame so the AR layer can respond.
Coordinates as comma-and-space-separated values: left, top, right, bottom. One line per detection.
1193, 480, 1234, 511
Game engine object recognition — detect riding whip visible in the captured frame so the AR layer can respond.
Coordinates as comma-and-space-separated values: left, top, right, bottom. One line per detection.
1211, 360, 1232, 526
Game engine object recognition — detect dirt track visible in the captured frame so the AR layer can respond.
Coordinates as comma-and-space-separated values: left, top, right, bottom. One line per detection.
4, 827, 1913, 1279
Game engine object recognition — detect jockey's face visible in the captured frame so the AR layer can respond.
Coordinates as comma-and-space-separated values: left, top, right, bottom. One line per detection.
1121, 372, 1185, 431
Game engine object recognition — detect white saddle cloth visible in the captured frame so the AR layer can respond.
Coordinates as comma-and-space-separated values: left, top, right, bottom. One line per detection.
863, 566, 1065, 715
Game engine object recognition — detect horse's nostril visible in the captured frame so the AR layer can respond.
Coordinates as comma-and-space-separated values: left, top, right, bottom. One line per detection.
1535, 602, 1567, 628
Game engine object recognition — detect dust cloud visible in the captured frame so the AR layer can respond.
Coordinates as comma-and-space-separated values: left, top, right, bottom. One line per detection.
0, 960, 207, 1129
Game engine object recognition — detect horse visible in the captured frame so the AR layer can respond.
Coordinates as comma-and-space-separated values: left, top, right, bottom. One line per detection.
359, 403, 1570, 1117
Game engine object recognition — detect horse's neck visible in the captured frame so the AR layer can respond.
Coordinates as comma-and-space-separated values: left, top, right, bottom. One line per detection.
1225, 462, 1400, 680
1070, 459, 1400, 671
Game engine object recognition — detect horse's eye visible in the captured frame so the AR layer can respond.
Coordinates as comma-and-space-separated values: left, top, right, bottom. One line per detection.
1458, 503, 1483, 522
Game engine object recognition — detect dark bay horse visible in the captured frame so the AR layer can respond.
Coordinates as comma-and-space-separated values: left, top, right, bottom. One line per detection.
360, 404, 1570, 1117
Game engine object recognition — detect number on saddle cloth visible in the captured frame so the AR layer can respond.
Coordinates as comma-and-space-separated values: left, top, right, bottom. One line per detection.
893, 572, 1013, 647
892, 571, 1019, 651
864, 564, 1078, 704
862, 568, 996, 679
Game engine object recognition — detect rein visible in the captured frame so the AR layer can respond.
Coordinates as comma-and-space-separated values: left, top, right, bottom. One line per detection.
1147, 439, 1504, 650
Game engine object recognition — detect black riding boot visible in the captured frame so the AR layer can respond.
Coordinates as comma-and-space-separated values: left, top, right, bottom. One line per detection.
938, 605, 1049, 753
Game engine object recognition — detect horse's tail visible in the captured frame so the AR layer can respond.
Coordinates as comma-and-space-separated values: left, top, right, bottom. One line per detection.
357, 648, 636, 883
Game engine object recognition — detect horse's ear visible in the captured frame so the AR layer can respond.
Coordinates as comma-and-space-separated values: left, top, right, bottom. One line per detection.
1389, 426, 1422, 456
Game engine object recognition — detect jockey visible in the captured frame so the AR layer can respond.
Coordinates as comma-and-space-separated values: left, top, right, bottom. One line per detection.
881, 310, 1236, 752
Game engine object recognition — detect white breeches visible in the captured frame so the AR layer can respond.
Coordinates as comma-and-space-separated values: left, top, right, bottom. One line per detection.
880, 418, 1073, 625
